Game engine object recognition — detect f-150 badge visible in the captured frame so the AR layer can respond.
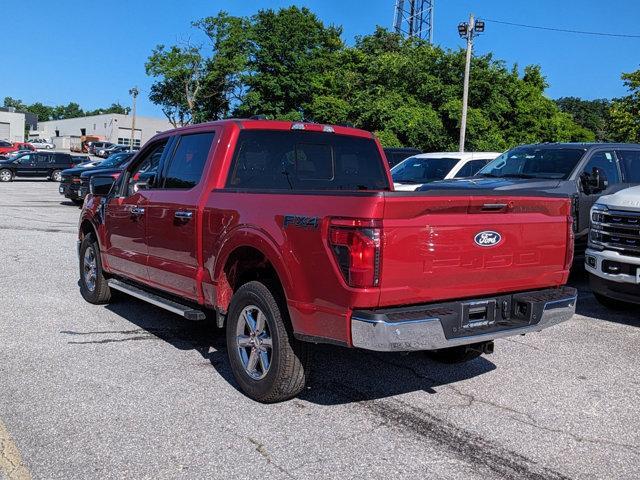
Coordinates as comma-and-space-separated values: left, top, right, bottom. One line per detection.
474, 231, 502, 247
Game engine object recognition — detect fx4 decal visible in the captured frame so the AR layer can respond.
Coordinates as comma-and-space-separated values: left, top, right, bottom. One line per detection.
283, 215, 320, 229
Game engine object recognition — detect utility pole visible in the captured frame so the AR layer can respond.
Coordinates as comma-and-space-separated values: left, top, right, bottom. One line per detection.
457, 14, 485, 152
128, 87, 139, 151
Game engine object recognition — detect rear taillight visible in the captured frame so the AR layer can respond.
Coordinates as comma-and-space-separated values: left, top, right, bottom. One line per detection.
564, 215, 575, 270
329, 218, 381, 288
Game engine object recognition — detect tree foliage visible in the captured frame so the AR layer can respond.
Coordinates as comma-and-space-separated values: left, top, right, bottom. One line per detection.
2, 97, 128, 122
609, 69, 640, 143
144, 8, 607, 150
555, 97, 613, 142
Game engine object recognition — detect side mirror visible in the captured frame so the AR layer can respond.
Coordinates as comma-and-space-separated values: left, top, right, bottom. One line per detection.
89, 175, 116, 196
580, 167, 608, 194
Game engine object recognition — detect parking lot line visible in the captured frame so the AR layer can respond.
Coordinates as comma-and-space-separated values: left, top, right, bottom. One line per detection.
0, 418, 31, 480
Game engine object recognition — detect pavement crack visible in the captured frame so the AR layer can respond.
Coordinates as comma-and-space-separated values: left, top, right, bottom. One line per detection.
68, 335, 157, 344
445, 384, 537, 423
0, 225, 70, 234
321, 380, 572, 480
61, 329, 148, 336
445, 385, 639, 454
247, 437, 296, 479
0, 419, 32, 480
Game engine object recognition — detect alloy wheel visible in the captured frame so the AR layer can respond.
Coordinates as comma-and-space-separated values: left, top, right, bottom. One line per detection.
83, 246, 97, 292
235, 305, 273, 380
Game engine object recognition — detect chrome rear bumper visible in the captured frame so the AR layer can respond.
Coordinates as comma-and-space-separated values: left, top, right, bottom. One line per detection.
351, 287, 577, 352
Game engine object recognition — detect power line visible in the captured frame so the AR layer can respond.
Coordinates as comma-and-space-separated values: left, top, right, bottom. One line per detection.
485, 18, 640, 39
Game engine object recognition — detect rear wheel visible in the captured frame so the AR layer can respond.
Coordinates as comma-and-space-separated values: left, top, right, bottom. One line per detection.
50, 170, 62, 182
426, 341, 493, 364
79, 233, 111, 304
226, 281, 311, 403
0, 169, 13, 182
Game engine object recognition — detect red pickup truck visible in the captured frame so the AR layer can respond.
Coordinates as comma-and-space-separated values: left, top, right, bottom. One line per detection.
77, 119, 577, 402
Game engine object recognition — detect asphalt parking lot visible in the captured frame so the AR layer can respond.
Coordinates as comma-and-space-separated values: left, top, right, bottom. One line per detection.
0, 181, 638, 480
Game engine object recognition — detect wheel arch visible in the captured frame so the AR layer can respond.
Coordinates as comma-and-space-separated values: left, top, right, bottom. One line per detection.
212, 229, 293, 315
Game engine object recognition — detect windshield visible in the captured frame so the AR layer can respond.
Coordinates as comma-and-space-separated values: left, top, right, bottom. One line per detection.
477, 147, 587, 180
100, 153, 132, 168
391, 157, 459, 184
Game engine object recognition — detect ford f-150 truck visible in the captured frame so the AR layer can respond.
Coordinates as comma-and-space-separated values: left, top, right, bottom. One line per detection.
77, 119, 577, 402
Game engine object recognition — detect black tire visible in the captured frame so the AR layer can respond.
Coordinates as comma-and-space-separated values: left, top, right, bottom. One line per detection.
50, 170, 62, 182
593, 292, 634, 310
226, 281, 311, 403
71, 198, 83, 206
426, 342, 489, 364
79, 233, 111, 304
0, 168, 13, 182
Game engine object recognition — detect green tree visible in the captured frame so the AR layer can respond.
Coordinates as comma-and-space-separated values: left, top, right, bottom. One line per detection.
85, 103, 130, 116
27, 102, 55, 121
194, 12, 252, 120
235, 6, 343, 119
145, 9, 590, 151
146, 44, 208, 127
555, 97, 612, 141
609, 68, 640, 142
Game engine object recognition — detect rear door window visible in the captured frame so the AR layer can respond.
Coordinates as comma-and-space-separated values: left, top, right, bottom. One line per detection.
227, 130, 389, 191
161, 132, 214, 189
616, 150, 640, 183
36, 153, 51, 165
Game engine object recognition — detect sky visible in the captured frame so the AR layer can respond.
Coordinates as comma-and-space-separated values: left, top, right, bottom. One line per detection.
1, 0, 638, 118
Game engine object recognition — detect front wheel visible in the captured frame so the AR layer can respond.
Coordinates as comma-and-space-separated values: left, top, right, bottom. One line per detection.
79, 233, 111, 304
50, 170, 62, 182
226, 281, 312, 403
0, 169, 13, 182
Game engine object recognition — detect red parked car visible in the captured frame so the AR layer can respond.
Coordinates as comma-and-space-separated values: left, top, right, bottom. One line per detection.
0, 141, 35, 157
77, 119, 577, 402
0, 140, 18, 155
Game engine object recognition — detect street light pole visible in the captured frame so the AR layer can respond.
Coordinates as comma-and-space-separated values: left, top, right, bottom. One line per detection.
128, 87, 139, 151
457, 14, 484, 152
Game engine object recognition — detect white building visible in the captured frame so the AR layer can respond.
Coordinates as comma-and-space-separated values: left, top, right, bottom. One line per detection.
0, 110, 26, 142
34, 113, 173, 149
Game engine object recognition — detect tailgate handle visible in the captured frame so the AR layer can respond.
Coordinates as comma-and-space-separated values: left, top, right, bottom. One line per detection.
481, 203, 509, 211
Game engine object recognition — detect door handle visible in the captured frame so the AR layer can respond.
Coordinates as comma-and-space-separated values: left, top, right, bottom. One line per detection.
130, 206, 145, 216
174, 211, 193, 220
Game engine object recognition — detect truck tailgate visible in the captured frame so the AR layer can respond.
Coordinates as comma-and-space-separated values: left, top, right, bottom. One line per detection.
379, 194, 572, 307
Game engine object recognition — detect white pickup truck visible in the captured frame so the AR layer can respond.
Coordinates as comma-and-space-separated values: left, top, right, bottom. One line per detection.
586, 185, 640, 307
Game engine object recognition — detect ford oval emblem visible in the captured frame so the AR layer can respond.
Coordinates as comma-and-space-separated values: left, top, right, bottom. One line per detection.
474, 231, 502, 247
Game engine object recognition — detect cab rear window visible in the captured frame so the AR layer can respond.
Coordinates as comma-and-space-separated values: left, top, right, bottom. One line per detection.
227, 130, 389, 191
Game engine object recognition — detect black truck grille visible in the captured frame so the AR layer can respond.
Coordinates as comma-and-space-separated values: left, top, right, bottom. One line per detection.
591, 209, 640, 257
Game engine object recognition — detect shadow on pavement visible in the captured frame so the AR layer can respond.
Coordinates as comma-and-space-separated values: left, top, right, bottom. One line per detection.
100, 296, 496, 404
568, 265, 639, 327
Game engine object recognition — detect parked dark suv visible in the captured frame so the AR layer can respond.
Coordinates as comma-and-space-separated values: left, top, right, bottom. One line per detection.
59, 152, 134, 204
418, 143, 640, 257
0, 152, 87, 182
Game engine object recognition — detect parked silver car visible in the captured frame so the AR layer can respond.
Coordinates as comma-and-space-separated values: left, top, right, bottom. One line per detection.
29, 138, 56, 149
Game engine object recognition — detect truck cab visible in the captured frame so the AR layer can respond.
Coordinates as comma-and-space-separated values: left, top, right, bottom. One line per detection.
586, 186, 640, 307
